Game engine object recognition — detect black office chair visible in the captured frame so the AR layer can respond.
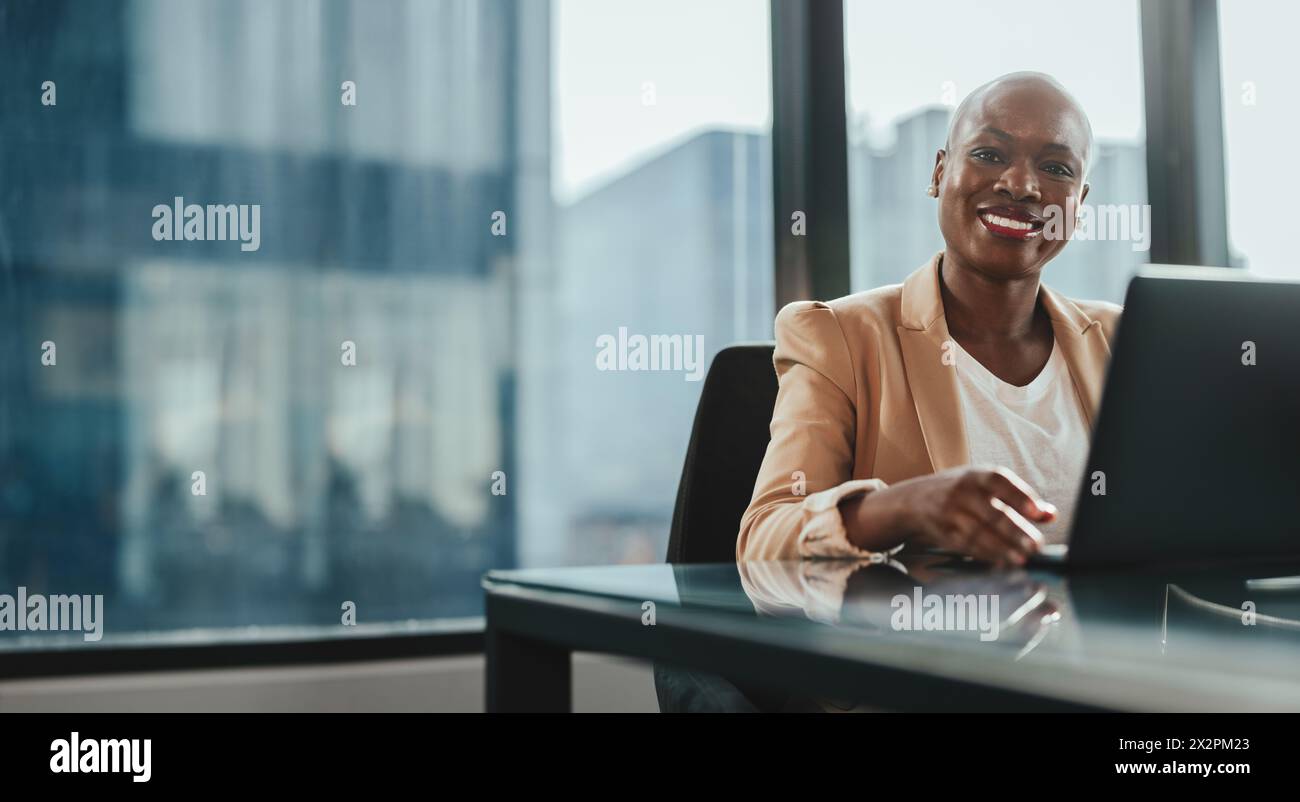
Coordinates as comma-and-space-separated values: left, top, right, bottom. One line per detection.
656, 343, 789, 712
666, 343, 779, 564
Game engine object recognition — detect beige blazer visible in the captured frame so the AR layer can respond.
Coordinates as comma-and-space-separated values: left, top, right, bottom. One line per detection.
736, 253, 1122, 562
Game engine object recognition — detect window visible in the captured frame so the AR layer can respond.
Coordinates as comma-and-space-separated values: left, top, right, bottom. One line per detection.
0, 0, 772, 651
532, 0, 773, 567
1218, 0, 1297, 277
842, 0, 1149, 303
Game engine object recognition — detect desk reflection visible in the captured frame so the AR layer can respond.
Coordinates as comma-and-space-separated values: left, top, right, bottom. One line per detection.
657, 555, 1300, 711
739, 554, 1069, 659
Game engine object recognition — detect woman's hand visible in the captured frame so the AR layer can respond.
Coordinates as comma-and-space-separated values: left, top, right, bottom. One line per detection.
841, 466, 1056, 567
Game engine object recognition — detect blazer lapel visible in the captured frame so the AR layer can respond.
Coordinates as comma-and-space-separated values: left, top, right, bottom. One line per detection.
897, 254, 970, 473
1039, 284, 1110, 428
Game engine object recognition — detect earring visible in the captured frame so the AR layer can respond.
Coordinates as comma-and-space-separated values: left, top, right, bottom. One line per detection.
926, 185, 938, 197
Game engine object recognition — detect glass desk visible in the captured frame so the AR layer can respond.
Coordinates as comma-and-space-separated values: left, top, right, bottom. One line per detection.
483, 554, 1300, 712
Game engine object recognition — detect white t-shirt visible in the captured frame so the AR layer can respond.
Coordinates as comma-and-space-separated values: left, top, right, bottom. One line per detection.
952, 338, 1090, 544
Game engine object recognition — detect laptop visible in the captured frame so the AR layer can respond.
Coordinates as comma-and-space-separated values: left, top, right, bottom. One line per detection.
1032, 266, 1300, 569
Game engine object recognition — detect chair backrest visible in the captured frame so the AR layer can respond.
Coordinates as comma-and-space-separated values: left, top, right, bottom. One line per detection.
666, 343, 778, 564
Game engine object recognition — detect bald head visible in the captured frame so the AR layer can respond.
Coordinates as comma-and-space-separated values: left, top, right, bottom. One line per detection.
946, 72, 1094, 176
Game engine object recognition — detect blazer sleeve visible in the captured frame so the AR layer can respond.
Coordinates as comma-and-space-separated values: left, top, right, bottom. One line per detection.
736, 300, 895, 562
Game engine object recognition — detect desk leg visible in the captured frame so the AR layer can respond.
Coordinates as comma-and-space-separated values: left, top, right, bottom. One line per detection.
486, 626, 572, 713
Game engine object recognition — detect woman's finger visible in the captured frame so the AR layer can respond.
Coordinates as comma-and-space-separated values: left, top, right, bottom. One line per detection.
954, 494, 1040, 560
988, 496, 1046, 550
946, 507, 1026, 567
981, 468, 1056, 522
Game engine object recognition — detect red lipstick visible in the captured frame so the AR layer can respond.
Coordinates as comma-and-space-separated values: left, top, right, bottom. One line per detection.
977, 205, 1045, 241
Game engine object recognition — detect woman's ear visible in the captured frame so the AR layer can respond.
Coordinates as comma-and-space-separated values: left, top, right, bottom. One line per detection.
929, 149, 946, 196
1074, 183, 1091, 225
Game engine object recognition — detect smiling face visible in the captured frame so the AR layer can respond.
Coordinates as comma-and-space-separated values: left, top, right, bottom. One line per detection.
932, 74, 1093, 280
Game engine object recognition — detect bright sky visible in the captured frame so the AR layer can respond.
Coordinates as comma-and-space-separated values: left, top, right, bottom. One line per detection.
841, 0, 1145, 146
552, 0, 1292, 277
1219, 0, 1296, 277
552, 0, 771, 203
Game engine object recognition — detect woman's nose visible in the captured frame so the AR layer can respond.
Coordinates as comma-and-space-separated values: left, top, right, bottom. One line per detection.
995, 163, 1041, 202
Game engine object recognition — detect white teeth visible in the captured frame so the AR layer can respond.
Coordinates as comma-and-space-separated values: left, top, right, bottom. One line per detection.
980, 212, 1037, 233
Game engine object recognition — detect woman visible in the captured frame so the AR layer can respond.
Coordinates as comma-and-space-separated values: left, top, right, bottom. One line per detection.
738, 72, 1121, 568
